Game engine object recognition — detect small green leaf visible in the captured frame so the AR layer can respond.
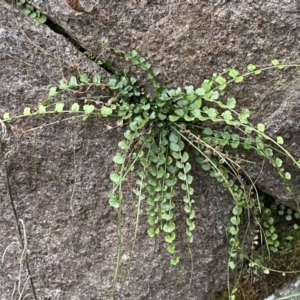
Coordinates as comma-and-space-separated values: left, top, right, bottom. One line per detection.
23, 8, 31, 15
80, 73, 89, 84
285, 172, 291, 180
29, 12, 36, 19
229, 227, 238, 235
203, 128, 213, 136
222, 110, 233, 121
167, 243, 175, 254
23, 107, 31, 116
257, 123, 265, 132
235, 76, 244, 83
147, 228, 156, 237
226, 97, 236, 109
276, 136, 284, 144
83, 104, 95, 114
229, 68, 239, 78
181, 152, 189, 163
228, 261, 236, 270
200, 163, 211, 171
40, 99, 50, 106
174, 108, 185, 117
170, 256, 180, 265
118, 140, 129, 150
195, 88, 206, 96
59, 80, 68, 90
170, 142, 179, 152
271, 59, 279, 66
38, 14, 47, 23
271, 233, 278, 241
163, 221, 176, 233
164, 232, 176, 243
263, 268, 270, 275
130, 49, 138, 57
184, 204, 191, 213
183, 114, 194, 122
162, 213, 174, 221
232, 206, 242, 216
186, 175, 193, 184
110, 172, 121, 184
230, 216, 240, 225
49, 86, 58, 96
189, 209, 195, 219
141, 63, 151, 71
265, 148, 273, 157
286, 215, 292, 221
70, 103, 80, 112
108, 196, 119, 208
247, 64, 256, 71
176, 161, 183, 169
169, 115, 180, 122
210, 91, 219, 101
269, 226, 275, 233
204, 107, 218, 118
239, 108, 250, 124
218, 83, 227, 90
55, 102, 64, 112
169, 132, 179, 144
68, 76, 78, 87
93, 74, 101, 85
185, 85, 194, 94
3, 112, 10, 120
38, 103, 46, 114
275, 157, 282, 168
188, 221, 195, 231
113, 153, 125, 164
215, 75, 227, 85
178, 172, 186, 181
183, 162, 192, 173
101, 106, 113, 117
152, 69, 160, 77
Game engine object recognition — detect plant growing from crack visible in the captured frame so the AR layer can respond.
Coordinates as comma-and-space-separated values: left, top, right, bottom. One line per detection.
1, 46, 300, 300
17, 0, 47, 24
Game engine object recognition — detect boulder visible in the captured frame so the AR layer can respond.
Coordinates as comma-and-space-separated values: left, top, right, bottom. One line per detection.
28, 0, 300, 209
0, 2, 235, 299
1, 0, 300, 299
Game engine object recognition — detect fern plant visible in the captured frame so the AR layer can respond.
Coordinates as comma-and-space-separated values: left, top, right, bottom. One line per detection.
1, 45, 300, 299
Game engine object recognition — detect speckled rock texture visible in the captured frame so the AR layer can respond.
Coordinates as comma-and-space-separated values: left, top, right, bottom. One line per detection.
0, 1, 235, 300
27, 0, 300, 208
1, 0, 300, 299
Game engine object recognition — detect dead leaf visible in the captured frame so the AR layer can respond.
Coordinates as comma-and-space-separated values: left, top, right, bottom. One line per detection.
66, 0, 94, 13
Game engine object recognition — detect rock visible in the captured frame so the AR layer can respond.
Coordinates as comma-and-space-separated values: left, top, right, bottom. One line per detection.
28, 0, 300, 209
1, 0, 300, 298
0, 2, 236, 299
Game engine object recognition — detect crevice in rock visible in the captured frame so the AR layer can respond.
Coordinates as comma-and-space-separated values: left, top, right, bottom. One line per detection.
43, 18, 115, 74
49, 23, 115, 74
6, 0, 115, 74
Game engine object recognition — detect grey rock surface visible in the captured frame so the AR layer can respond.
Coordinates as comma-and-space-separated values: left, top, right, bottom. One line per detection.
0, 1, 235, 299
28, 0, 300, 209
1, 0, 300, 299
